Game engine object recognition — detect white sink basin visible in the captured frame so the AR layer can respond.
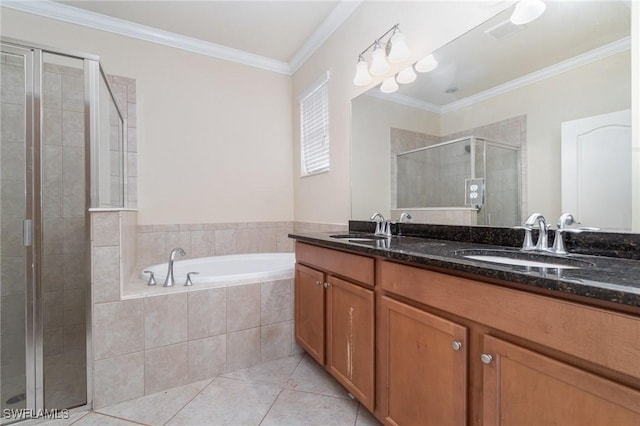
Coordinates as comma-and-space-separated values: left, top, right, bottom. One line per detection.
464, 255, 580, 269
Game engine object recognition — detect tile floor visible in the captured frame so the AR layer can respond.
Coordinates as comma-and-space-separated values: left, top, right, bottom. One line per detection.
34, 354, 381, 426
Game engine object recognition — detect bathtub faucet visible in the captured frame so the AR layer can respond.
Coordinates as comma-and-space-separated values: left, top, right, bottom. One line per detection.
164, 247, 186, 287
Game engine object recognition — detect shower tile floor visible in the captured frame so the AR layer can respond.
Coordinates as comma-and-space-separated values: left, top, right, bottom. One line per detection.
31, 354, 381, 426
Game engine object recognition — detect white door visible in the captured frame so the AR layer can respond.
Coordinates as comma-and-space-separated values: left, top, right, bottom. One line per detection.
561, 109, 631, 231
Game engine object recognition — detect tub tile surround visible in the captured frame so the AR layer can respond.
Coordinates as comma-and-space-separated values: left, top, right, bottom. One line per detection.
89, 212, 350, 408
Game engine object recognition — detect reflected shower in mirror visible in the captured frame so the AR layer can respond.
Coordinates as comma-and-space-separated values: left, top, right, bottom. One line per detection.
350, 0, 634, 231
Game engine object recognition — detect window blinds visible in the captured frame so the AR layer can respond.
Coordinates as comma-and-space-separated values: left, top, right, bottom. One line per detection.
300, 72, 329, 176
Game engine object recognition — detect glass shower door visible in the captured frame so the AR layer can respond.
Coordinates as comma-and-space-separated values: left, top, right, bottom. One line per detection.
1, 45, 32, 421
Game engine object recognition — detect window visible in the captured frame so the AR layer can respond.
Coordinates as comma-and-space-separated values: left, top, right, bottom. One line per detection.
300, 71, 330, 176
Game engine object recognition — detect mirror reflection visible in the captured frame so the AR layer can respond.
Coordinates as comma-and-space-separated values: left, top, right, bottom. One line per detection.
351, 0, 634, 231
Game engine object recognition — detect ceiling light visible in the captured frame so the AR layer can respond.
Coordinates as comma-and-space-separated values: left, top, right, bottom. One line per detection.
510, 0, 546, 25
388, 31, 410, 63
396, 66, 417, 84
380, 76, 399, 94
415, 53, 438, 73
353, 55, 373, 86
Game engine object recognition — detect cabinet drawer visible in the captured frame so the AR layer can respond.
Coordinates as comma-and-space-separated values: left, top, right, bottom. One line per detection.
296, 242, 374, 286
379, 260, 640, 379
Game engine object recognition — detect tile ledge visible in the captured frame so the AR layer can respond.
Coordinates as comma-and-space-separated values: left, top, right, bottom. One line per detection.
89, 207, 139, 212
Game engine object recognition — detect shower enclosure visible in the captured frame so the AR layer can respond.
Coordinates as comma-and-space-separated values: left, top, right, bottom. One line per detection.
1, 38, 125, 421
396, 136, 520, 226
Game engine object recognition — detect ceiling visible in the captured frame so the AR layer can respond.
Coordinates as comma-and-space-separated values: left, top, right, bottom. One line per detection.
55, 0, 341, 64
0, 0, 359, 74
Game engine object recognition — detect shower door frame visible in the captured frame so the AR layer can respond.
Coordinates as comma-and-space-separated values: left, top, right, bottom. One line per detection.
1, 36, 122, 415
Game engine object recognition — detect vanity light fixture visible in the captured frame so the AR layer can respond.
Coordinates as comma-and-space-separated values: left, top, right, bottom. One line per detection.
380, 76, 399, 93
396, 66, 417, 84
415, 53, 438, 73
510, 0, 546, 25
352, 24, 411, 85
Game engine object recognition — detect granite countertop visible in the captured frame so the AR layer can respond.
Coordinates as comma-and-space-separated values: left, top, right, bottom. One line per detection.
289, 231, 640, 311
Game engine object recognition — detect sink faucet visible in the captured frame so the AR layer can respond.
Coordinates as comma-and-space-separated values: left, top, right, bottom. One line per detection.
370, 212, 390, 236
164, 247, 186, 287
397, 212, 412, 223
550, 213, 576, 254
524, 213, 549, 251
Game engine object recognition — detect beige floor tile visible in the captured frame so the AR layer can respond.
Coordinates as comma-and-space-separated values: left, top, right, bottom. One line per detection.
72, 412, 141, 425
166, 377, 281, 426
286, 355, 350, 399
261, 389, 358, 426
356, 404, 383, 425
96, 379, 211, 425
221, 354, 303, 388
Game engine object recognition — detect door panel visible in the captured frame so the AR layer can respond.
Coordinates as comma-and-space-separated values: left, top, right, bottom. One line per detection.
294, 263, 325, 364
482, 335, 640, 426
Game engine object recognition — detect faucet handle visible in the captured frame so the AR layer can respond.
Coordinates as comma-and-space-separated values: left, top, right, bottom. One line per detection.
512, 225, 535, 250
185, 272, 199, 287
144, 271, 157, 286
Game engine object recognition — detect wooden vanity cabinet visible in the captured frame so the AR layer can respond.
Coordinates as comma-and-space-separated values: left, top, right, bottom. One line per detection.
378, 259, 640, 426
380, 296, 468, 426
481, 335, 640, 426
294, 242, 375, 411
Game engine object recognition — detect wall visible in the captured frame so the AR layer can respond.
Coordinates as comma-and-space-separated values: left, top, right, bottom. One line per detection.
0, 7, 294, 225
292, 1, 510, 225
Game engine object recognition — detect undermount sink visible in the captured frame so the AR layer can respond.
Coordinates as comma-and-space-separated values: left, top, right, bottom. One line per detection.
330, 234, 388, 242
456, 249, 596, 270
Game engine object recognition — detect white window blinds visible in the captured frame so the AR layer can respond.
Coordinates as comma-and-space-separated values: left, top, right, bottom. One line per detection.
300, 72, 330, 176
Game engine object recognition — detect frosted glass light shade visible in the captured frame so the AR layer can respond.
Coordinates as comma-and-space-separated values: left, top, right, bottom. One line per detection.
415, 53, 438, 73
396, 66, 416, 84
370, 42, 390, 76
510, 0, 546, 25
387, 32, 410, 63
353, 58, 372, 86
380, 76, 399, 93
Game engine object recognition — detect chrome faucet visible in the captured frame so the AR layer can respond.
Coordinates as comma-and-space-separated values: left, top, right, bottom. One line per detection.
397, 212, 412, 223
370, 212, 390, 236
164, 247, 186, 287
551, 213, 577, 254
524, 213, 549, 251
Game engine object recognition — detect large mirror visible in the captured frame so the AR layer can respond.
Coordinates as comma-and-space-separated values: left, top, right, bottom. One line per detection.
351, 0, 635, 231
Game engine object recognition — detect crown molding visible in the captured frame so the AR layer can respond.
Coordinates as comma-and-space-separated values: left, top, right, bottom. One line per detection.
289, 0, 362, 74
1, 0, 293, 74
365, 90, 441, 114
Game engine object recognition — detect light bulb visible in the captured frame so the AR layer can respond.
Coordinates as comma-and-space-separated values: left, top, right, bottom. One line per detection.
380, 76, 399, 93
510, 0, 546, 25
387, 31, 410, 63
396, 66, 416, 84
369, 41, 390, 76
353, 56, 372, 86
415, 53, 437, 73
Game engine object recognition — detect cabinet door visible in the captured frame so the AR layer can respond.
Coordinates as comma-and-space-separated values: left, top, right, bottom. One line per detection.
482, 335, 640, 426
326, 275, 375, 411
295, 263, 325, 364
380, 296, 468, 426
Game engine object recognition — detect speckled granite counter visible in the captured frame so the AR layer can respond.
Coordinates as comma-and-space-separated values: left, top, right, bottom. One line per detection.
289, 228, 640, 312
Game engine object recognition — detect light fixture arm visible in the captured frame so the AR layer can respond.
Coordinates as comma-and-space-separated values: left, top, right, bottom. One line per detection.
357, 24, 400, 58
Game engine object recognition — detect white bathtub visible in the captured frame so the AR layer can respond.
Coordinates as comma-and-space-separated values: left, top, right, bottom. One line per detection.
141, 252, 296, 288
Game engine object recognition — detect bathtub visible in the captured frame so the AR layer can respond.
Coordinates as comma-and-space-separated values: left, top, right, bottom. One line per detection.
141, 252, 296, 289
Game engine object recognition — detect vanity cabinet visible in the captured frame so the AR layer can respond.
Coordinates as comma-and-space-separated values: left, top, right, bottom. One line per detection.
294, 242, 375, 411
379, 259, 640, 426
379, 296, 467, 426
481, 335, 640, 425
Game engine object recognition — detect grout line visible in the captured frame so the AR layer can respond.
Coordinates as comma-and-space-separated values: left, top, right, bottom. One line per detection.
81, 411, 149, 425
257, 387, 286, 425
161, 378, 214, 426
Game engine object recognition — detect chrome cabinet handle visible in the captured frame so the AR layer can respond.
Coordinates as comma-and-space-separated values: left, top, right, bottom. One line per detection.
144, 271, 156, 286
323, 282, 330, 288
480, 354, 493, 364
451, 341, 463, 351
315, 280, 322, 286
